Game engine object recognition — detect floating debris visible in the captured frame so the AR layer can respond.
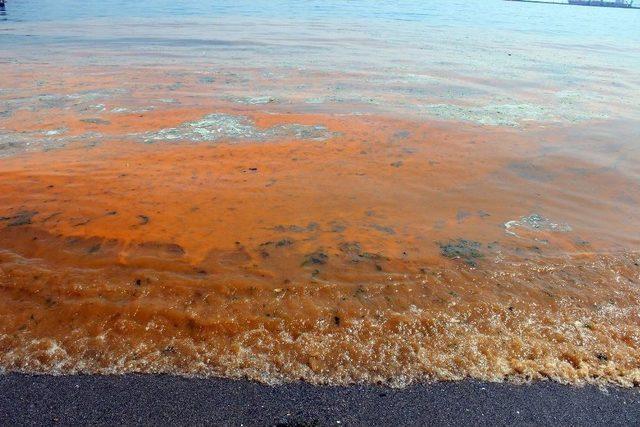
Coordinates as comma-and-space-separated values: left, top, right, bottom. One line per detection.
505, 213, 572, 238
226, 95, 277, 105
110, 106, 155, 114
303, 95, 379, 106
43, 128, 67, 136
81, 118, 111, 125
85, 104, 106, 112
0, 129, 103, 157
271, 124, 331, 140
146, 114, 256, 142
142, 113, 333, 143
4, 89, 127, 114
422, 102, 606, 127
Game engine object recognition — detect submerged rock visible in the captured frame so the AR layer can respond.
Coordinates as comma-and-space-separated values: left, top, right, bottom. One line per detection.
0, 210, 38, 227
302, 251, 328, 266
274, 222, 319, 233
439, 239, 483, 266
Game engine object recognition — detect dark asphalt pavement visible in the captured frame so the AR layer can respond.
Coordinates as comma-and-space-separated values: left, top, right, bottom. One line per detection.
1, 373, 639, 426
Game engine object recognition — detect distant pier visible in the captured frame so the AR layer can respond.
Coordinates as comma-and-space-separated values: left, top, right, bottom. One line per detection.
506, 0, 639, 8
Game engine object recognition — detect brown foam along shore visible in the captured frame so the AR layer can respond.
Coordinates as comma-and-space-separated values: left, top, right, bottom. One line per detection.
1, 373, 639, 426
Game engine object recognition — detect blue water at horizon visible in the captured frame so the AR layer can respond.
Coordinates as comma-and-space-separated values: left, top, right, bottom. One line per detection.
1, 0, 639, 126
1, 0, 639, 44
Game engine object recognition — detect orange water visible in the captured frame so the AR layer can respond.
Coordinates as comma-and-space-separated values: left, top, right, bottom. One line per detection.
1, 55, 639, 387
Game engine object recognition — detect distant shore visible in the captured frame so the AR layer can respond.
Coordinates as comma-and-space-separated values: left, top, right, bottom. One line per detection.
1, 373, 639, 425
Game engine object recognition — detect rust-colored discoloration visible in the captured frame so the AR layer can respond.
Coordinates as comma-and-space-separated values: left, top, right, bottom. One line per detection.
0, 67, 639, 386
